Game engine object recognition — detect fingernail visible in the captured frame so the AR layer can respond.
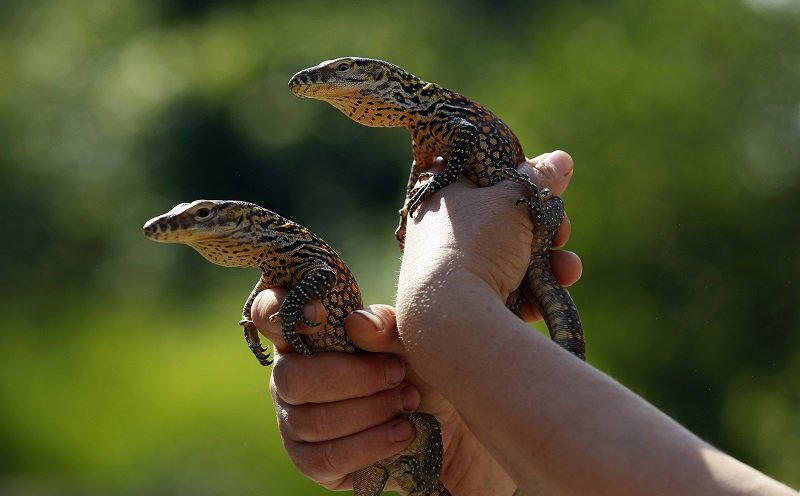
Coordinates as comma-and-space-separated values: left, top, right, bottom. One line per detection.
545, 151, 573, 177
390, 418, 415, 443
352, 309, 385, 331
384, 356, 405, 386
399, 384, 420, 413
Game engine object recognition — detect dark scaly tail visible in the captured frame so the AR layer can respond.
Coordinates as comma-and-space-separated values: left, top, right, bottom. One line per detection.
526, 256, 585, 360
526, 193, 585, 360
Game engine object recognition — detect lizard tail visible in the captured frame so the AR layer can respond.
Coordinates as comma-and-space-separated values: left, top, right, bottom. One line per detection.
525, 258, 586, 361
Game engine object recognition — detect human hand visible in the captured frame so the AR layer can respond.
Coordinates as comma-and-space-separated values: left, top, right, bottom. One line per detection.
251, 296, 522, 495
401, 150, 580, 321
251, 296, 418, 492
249, 151, 580, 494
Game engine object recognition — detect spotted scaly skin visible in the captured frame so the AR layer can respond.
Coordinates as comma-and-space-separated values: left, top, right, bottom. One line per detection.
143, 200, 450, 496
289, 57, 585, 361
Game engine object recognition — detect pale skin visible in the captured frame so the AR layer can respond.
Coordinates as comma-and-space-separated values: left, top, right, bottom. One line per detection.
252, 152, 796, 495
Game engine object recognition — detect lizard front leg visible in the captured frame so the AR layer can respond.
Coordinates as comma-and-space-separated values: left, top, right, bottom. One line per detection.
395, 159, 426, 248
394, 156, 435, 247
403, 118, 478, 221
239, 275, 275, 366
276, 261, 337, 356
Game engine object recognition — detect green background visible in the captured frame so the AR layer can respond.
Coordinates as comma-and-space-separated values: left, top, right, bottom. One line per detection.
1, 0, 798, 493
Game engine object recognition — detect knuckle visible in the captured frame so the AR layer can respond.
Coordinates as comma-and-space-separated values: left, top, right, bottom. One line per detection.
296, 440, 344, 482
317, 441, 342, 478
292, 403, 332, 442
275, 403, 298, 440
272, 356, 311, 405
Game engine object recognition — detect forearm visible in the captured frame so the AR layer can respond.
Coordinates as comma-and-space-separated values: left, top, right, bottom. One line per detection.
396, 264, 794, 495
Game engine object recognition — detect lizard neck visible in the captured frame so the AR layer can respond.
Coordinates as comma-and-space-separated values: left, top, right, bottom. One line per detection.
185, 212, 291, 270
332, 75, 445, 129
186, 229, 266, 269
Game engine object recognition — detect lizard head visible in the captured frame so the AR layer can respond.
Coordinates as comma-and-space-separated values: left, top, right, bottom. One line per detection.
143, 199, 262, 268
288, 57, 428, 128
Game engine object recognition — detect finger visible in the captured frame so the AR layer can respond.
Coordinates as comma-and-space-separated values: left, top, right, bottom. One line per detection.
275, 384, 420, 443
288, 417, 417, 488
271, 351, 407, 405
527, 151, 550, 163
518, 301, 543, 322
553, 214, 571, 249
551, 250, 583, 287
345, 304, 404, 355
429, 156, 446, 173
251, 290, 328, 355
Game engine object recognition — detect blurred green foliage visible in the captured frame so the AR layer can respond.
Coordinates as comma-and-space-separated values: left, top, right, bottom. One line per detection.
1, 0, 798, 493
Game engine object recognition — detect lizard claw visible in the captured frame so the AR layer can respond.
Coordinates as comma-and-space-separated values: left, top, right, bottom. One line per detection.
248, 342, 274, 366
298, 315, 321, 328
515, 188, 549, 212
276, 310, 319, 328
417, 172, 435, 183
407, 167, 455, 217
515, 197, 536, 209
406, 179, 438, 217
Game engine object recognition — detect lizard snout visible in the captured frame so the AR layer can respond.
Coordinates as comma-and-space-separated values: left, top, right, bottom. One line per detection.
142, 217, 166, 240
287, 71, 308, 95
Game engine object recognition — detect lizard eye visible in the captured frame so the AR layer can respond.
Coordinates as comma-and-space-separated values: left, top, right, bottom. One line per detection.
195, 207, 211, 219
335, 62, 351, 72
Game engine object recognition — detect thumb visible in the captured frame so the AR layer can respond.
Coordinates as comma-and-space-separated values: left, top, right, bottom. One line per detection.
345, 304, 406, 356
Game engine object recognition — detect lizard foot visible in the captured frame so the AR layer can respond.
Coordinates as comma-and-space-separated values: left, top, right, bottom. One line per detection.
406, 168, 458, 217
405, 183, 433, 217
278, 313, 313, 356
239, 318, 273, 366
493, 167, 564, 229
270, 311, 319, 328
298, 315, 321, 328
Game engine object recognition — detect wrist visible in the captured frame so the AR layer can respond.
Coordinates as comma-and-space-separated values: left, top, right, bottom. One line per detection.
395, 257, 521, 370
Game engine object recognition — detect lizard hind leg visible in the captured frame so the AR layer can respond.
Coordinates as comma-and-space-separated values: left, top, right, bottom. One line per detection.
388, 413, 444, 496
404, 120, 477, 220
491, 167, 558, 227
397, 170, 437, 244
239, 318, 273, 366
